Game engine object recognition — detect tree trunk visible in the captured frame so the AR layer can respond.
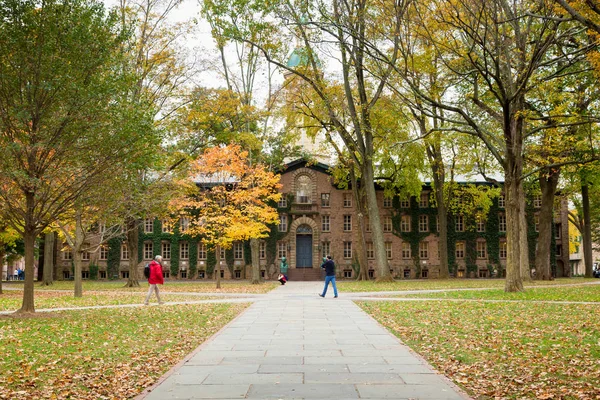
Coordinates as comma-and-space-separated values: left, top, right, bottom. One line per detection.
216, 245, 221, 289
504, 176, 524, 292
535, 169, 559, 280
431, 162, 449, 279
125, 218, 140, 287
18, 226, 36, 313
519, 187, 531, 282
250, 238, 260, 284
74, 250, 83, 298
582, 183, 594, 278
41, 231, 55, 286
350, 169, 369, 281
363, 162, 392, 281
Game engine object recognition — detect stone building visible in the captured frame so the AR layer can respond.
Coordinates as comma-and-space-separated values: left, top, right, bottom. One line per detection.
54, 158, 571, 280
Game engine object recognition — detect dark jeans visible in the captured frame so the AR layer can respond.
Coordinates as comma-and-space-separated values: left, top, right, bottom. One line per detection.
321, 276, 338, 297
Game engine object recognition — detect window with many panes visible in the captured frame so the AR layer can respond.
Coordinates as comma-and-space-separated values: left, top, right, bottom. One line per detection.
499, 213, 507, 232
82, 251, 90, 261
296, 175, 312, 204
220, 248, 225, 260
498, 194, 505, 208
419, 241, 428, 258
198, 243, 207, 260
278, 242, 287, 258
366, 242, 374, 259
162, 242, 171, 259
455, 215, 464, 232
144, 242, 153, 260
279, 214, 288, 232
419, 192, 429, 208
343, 241, 352, 258
180, 242, 189, 260
477, 241, 487, 258
122, 244, 129, 260
278, 195, 287, 208
321, 215, 330, 232
402, 242, 411, 259
476, 217, 485, 232
419, 215, 429, 232
234, 242, 243, 259
533, 195, 542, 208
321, 241, 330, 258
162, 219, 172, 233
383, 216, 392, 232
400, 198, 410, 208
144, 218, 153, 233
180, 217, 189, 233
343, 193, 352, 207
534, 214, 540, 232
259, 241, 266, 259
499, 241, 507, 258
383, 196, 392, 208
63, 249, 72, 260
100, 245, 108, 260
321, 193, 330, 207
385, 242, 392, 259
401, 215, 411, 232
455, 241, 465, 258
343, 215, 352, 231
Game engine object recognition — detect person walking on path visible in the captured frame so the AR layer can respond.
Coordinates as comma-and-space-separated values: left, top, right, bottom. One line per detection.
319, 255, 338, 298
144, 255, 164, 305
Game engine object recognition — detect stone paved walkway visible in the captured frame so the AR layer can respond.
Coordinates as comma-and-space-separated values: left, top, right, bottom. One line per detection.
138, 282, 469, 400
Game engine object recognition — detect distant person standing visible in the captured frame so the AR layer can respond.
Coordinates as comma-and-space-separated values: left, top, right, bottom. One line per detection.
319, 255, 338, 298
144, 255, 164, 305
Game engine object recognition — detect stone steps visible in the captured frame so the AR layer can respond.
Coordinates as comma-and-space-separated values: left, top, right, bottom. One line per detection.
286, 268, 324, 281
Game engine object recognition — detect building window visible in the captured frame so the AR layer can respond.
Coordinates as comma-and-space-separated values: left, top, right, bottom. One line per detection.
533, 195, 542, 208
144, 218, 153, 233
555, 223, 561, 239
383, 196, 392, 208
534, 214, 540, 232
479, 269, 489, 278
344, 269, 352, 278
343, 215, 352, 231
180, 242, 189, 260
419, 241, 429, 259
477, 241, 487, 259
234, 270, 241, 279
500, 241, 507, 259
383, 216, 392, 232
180, 270, 188, 279
278, 195, 287, 208
162, 242, 171, 260
419, 215, 429, 232
234, 242, 243, 259
321, 241, 330, 258
401, 215, 411, 232
343, 193, 352, 207
456, 215, 464, 232
366, 242, 374, 259
144, 242, 153, 260
121, 271, 129, 279
321, 193, 330, 207
220, 270, 224, 278
556, 245, 562, 256
421, 269, 428, 278
343, 241, 352, 259
220, 247, 225, 260
179, 217, 189, 233
402, 242, 411, 259
296, 175, 312, 204
498, 195, 505, 208
385, 242, 392, 259
122, 244, 129, 260
162, 220, 172, 233
63, 249, 73, 260
456, 241, 465, 259
278, 242, 287, 259
368, 269, 375, 279
99, 245, 108, 260
499, 213, 506, 232
100, 271, 107, 279
279, 214, 288, 232
259, 241, 266, 259
404, 269, 410, 278
163, 271, 170, 279
82, 251, 90, 261
198, 270, 205, 279
198, 243, 207, 260
400, 198, 410, 208
476, 217, 485, 232
419, 192, 429, 208
321, 215, 330, 232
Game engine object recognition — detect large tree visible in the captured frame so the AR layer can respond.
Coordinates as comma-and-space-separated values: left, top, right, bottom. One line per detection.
0, 0, 151, 312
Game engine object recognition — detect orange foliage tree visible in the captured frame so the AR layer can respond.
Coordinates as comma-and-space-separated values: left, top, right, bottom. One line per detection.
170, 144, 281, 286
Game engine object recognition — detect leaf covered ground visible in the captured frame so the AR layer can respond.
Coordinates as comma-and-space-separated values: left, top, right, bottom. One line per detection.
359, 300, 600, 399
0, 303, 248, 399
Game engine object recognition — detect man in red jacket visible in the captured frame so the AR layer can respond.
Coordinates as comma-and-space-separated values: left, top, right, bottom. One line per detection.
144, 255, 164, 305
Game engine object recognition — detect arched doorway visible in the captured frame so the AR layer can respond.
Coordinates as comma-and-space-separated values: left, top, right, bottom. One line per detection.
296, 224, 313, 268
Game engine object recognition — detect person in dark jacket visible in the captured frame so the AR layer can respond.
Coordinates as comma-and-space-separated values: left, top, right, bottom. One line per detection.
144, 255, 165, 305
319, 255, 338, 298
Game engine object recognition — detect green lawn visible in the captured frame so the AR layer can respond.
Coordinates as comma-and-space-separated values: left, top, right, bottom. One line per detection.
3, 280, 279, 293
359, 300, 600, 399
0, 291, 221, 311
396, 284, 600, 302
0, 303, 248, 399
337, 277, 590, 292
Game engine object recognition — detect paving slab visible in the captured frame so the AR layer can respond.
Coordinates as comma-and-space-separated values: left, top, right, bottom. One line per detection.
138, 281, 470, 400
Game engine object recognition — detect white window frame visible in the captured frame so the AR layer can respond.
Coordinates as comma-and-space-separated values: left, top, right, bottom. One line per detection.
99, 245, 108, 260
419, 192, 429, 208
343, 215, 352, 232
278, 195, 287, 208
366, 242, 374, 259
144, 242, 153, 260
343, 193, 352, 207
279, 214, 288, 232
385, 242, 392, 259
121, 243, 129, 260
321, 193, 330, 207
419, 241, 429, 259
383, 196, 392, 208
456, 215, 464, 232
343, 241, 352, 259
321, 215, 330, 232
198, 243, 207, 260
180, 217, 189, 233
144, 218, 154, 233
383, 216, 392, 232
499, 213, 507, 232
402, 242, 411, 259
321, 241, 330, 258
162, 242, 171, 260
456, 241, 465, 259
401, 215, 411, 232
278, 242, 287, 259
477, 241, 487, 259
259, 241, 266, 259
234, 242, 243, 260
419, 215, 429, 232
